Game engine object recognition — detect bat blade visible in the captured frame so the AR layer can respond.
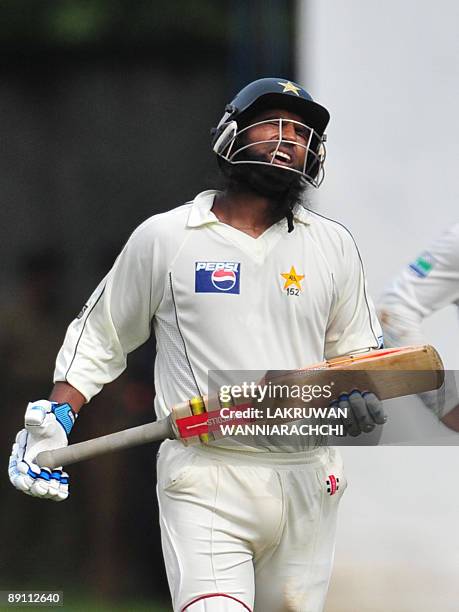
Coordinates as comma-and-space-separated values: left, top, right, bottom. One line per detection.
35, 345, 444, 468
270, 344, 444, 400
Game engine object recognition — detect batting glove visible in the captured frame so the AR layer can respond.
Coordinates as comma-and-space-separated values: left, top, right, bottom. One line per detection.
8, 400, 77, 501
331, 390, 387, 436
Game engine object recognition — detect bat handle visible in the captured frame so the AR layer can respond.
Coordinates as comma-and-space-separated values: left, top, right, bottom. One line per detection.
35, 416, 176, 469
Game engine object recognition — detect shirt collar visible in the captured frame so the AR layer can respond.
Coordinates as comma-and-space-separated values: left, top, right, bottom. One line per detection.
292, 204, 312, 225
186, 190, 219, 228
186, 189, 313, 228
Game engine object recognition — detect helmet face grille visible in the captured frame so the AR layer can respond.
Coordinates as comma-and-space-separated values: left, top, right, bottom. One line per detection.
214, 117, 326, 189
212, 79, 329, 188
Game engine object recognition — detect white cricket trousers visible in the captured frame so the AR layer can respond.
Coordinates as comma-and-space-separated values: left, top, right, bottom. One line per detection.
156, 440, 346, 612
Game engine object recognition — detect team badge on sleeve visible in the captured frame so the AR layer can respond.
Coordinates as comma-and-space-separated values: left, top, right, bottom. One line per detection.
409, 252, 436, 278
195, 262, 241, 294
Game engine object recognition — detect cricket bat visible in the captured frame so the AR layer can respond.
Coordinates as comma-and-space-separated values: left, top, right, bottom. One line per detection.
36, 345, 444, 469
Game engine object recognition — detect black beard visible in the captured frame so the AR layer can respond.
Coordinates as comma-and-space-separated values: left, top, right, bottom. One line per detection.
218, 158, 308, 231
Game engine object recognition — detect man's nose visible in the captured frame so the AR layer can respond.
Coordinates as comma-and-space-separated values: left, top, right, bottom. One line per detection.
279, 120, 297, 141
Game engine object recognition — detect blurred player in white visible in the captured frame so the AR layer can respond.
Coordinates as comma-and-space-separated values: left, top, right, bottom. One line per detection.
378, 224, 459, 431
9, 78, 386, 611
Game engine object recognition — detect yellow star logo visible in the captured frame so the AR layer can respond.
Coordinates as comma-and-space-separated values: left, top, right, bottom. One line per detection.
278, 81, 301, 96
281, 266, 305, 290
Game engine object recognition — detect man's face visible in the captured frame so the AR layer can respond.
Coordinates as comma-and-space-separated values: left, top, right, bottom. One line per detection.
238, 108, 311, 173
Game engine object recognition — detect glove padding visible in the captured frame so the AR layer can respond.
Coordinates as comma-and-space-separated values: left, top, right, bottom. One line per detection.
331, 390, 387, 436
8, 400, 76, 501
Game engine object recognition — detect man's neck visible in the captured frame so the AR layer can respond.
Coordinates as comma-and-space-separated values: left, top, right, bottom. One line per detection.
212, 189, 279, 238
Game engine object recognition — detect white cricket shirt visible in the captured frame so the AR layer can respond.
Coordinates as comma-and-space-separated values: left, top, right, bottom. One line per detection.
55, 190, 382, 423
379, 223, 459, 346
379, 223, 459, 418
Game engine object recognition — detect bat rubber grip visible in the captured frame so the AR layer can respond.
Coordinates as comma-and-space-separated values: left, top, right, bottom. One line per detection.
35, 416, 175, 469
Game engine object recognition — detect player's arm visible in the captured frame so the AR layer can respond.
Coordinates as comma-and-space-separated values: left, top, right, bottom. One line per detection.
49, 381, 86, 413
378, 225, 459, 430
378, 225, 459, 345
324, 227, 385, 435
441, 405, 459, 431
9, 220, 166, 500
324, 227, 382, 356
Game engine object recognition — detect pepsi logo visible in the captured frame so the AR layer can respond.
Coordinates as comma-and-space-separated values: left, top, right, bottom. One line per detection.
195, 261, 241, 294
211, 268, 237, 291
